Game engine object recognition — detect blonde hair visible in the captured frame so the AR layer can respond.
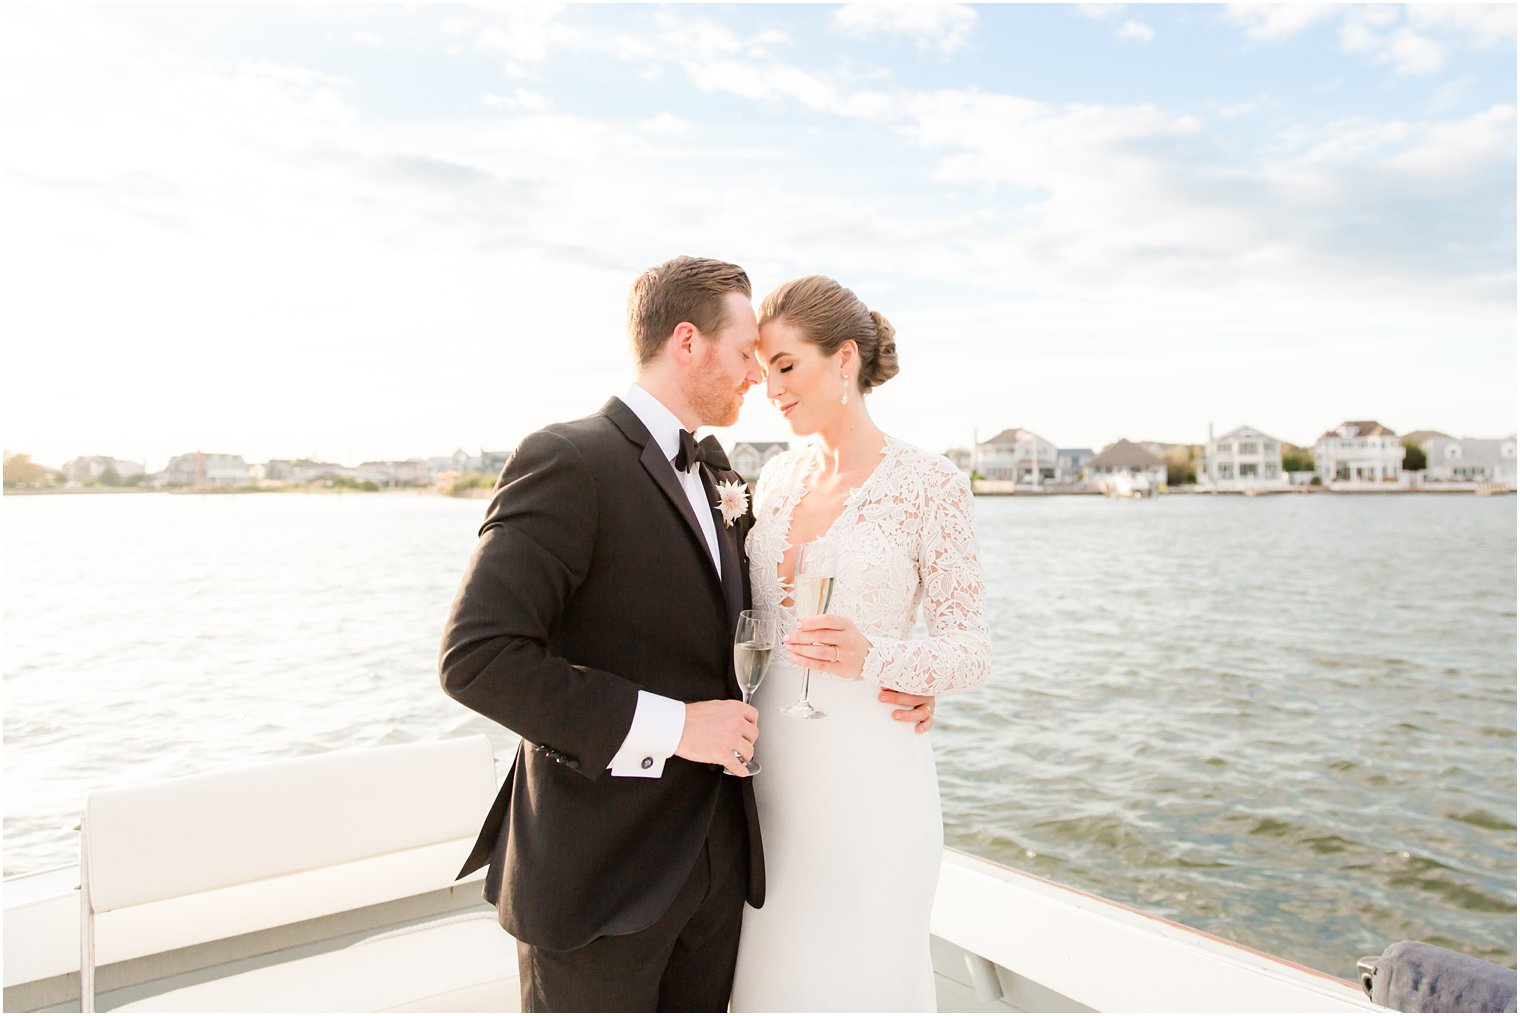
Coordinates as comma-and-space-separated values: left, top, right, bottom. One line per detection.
758, 275, 899, 391
627, 256, 751, 365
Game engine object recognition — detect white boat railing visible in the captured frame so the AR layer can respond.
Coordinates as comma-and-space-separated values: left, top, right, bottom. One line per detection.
6, 738, 1388, 1013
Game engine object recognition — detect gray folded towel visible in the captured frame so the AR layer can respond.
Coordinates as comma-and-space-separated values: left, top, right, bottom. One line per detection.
1359, 941, 1517, 1013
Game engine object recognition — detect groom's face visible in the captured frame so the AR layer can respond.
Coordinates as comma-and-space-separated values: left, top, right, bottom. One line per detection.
686, 291, 763, 428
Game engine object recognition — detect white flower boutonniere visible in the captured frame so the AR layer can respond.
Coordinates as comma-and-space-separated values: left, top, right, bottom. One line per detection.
715, 479, 749, 527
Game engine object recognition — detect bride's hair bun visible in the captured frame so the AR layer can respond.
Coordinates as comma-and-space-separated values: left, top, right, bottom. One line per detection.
862, 310, 899, 390
757, 275, 901, 394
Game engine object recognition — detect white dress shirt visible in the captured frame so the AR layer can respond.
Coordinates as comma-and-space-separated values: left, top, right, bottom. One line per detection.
605, 383, 723, 777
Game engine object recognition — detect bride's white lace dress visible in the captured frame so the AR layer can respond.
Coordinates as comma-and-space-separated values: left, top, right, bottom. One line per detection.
730, 438, 990, 1012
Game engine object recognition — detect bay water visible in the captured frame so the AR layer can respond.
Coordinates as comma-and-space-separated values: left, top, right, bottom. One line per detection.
3, 490, 1514, 977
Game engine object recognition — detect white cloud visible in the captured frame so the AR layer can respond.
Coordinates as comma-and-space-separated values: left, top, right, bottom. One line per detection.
1382, 103, 1517, 181
1408, 4, 1518, 46
682, 57, 840, 111
475, 4, 577, 77
1341, 11, 1447, 76
655, 15, 750, 56
482, 87, 552, 112
1075, 5, 1126, 21
639, 111, 692, 136
1231, 4, 1513, 77
831, 4, 977, 54
1118, 20, 1155, 43
1225, 4, 1338, 42
1383, 25, 1448, 75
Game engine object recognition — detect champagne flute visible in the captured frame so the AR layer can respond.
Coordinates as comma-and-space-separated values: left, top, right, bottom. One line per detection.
731, 610, 775, 775
782, 539, 835, 720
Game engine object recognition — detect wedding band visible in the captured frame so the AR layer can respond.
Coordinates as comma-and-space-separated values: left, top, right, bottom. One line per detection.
831, 646, 840, 664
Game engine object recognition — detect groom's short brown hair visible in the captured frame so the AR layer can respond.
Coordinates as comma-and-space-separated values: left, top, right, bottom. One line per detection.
627, 256, 751, 366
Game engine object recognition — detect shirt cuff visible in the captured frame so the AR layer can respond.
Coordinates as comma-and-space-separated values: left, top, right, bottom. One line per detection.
607, 691, 685, 777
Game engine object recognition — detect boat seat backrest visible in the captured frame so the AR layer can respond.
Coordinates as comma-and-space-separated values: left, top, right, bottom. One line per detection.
83, 735, 495, 913
78, 736, 502, 1012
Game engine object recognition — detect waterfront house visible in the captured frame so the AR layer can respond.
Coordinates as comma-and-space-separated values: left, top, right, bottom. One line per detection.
159, 452, 251, 488
478, 450, 511, 477
63, 456, 145, 483
728, 441, 790, 483
358, 460, 431, 487
428, 449, 482, 480
945, 447, 973, 474
286, 460, 346, 485
1400, 429, 1453, 477
1401, 429, 1453, 453
975, 428, 1059, 486
1202, 426, 1287, 489
1057, 448, 1094, 485
1085, 439, 1166, 489
1314, 421, 1404, 483
1423, 436, 1518, 484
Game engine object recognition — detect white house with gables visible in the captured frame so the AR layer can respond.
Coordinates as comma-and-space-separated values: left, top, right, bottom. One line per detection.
975, 428, 1059, 486
63, 456, 145, 483
729, 441, 790, 483
1314, 421, 1404, 483
1085, 439, 1167, 489
1424, 436, 1518, 484
160, 452, 251, 488
1202, 426, 1287, 489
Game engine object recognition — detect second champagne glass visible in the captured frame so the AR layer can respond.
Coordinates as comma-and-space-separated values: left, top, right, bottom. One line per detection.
782, 539, 836, 720
732, 610, 776, 775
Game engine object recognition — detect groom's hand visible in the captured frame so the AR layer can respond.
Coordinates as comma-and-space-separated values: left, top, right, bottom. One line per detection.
676, 700, 759, 777
880, 690, 936, 733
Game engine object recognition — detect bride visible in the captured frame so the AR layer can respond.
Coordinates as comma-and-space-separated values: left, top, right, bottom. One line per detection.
730, 275, 991, 1012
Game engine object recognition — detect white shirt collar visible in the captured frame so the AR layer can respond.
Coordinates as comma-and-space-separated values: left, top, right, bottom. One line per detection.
622, 383, 689, 464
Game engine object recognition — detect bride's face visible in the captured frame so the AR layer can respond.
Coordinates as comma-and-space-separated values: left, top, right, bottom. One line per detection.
759, 319, 846, 436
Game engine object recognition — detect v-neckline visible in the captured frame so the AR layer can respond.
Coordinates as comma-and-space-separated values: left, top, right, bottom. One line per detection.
774, 440, 897, 608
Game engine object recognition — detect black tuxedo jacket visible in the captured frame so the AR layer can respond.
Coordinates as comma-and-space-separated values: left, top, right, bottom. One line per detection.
440, 396, 763, 952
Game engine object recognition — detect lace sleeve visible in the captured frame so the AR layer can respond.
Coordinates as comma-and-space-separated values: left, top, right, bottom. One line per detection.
860, 461, 991, 695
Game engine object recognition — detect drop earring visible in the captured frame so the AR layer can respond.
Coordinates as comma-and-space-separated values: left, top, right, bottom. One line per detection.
840, 375, 850, 406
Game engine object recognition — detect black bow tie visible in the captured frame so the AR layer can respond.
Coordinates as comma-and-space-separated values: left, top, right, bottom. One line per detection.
673, 431, 731, 473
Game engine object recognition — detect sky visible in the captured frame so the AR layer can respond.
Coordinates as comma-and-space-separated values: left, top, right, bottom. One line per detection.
1, 2, 1514, 471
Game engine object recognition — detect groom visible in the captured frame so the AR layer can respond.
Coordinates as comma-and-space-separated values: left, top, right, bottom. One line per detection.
441, 256, 933, 1011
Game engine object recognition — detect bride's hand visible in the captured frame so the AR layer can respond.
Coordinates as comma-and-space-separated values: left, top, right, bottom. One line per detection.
786, 613, 872, 680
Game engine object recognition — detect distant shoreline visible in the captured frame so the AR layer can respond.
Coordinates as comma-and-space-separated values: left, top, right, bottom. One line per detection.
3, 486, 489, 498
971, 486, 1515, 497
8, 485, 1509, 500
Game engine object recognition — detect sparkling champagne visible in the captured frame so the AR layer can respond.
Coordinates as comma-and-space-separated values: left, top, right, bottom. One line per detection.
793, 573, 835, 617
733, 640, 773, 698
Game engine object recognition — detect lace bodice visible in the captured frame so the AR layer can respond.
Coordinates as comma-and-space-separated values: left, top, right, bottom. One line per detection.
747, 439, 991, 696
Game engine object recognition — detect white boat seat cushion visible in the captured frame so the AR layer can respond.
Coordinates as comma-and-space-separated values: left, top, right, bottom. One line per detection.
113, 914, 520, 1013
86, 737, 497, 914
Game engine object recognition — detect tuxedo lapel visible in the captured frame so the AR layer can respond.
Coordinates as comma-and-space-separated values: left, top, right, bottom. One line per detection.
602, 398, 725, 602
700, 466, 745, 632
638, 440, 713, 563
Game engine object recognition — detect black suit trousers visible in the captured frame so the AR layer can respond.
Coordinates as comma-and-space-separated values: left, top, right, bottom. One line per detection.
516, 777, 749, 1012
